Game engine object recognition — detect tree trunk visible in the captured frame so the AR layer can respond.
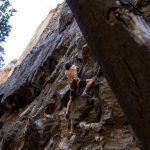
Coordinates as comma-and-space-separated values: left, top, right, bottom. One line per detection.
66, 0, 150, 149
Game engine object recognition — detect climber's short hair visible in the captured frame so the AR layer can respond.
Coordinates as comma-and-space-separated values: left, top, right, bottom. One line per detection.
65, 62, 72, 70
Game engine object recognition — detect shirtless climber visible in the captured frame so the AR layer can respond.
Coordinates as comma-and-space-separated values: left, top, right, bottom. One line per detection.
64, 62, 93, 119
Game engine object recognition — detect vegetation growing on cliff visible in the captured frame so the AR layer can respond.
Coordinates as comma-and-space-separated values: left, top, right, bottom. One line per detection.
0, 0, 16, 67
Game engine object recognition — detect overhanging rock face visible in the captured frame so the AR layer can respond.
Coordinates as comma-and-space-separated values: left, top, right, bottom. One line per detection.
66, 0, 150, 149
0, 2, 143, 149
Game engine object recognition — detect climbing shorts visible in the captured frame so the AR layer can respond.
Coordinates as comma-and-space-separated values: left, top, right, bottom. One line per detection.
70, 79, 86, 97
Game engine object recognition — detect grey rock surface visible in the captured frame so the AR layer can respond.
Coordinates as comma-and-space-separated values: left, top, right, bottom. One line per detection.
0, 1, 145, 150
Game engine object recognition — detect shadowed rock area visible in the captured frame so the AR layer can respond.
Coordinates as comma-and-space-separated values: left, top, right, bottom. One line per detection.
0, 2, 146, 150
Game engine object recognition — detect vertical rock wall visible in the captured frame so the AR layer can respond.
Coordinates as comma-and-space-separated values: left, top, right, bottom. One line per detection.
0, 2, 143, 150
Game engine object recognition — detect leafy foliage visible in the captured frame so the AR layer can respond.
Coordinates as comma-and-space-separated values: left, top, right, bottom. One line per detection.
0, 0, 16, 68
0, 46, 4, 68
0, 0, 16, 42
6, 58, 17, 69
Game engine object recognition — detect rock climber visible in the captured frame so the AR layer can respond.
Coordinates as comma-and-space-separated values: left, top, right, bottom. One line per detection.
64, 62, 93, 119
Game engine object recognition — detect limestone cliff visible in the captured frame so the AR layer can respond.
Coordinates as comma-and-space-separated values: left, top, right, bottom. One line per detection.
0, 2, 143, 150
